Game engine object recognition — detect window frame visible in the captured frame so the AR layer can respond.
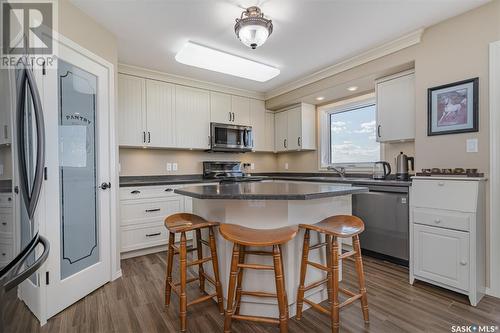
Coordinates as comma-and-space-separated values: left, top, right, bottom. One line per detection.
318, 93, 379, 171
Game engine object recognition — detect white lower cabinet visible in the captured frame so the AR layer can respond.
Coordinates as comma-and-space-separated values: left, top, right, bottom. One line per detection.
410, 177, 485, 306
0, 193, 13, 268
413, 224, 469, 291
120, 184, 200, 255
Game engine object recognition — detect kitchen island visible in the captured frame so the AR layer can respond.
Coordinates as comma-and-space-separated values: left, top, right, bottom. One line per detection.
175, 181, 368, 318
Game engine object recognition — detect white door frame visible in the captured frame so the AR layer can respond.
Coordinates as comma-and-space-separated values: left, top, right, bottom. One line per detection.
36, 33, 118, 325
488, 40, 500, 298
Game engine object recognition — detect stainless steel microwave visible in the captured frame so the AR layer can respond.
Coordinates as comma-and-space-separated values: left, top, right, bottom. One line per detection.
210, 123, 253, 152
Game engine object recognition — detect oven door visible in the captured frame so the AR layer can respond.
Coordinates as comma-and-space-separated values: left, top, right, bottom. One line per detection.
210, 123, 252, 152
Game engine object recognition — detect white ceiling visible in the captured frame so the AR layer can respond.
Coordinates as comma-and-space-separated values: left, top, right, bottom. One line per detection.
70, 0, 489, 94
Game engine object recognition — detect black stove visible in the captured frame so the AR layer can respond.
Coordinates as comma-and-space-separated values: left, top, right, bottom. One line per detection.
203, 161, 264, 183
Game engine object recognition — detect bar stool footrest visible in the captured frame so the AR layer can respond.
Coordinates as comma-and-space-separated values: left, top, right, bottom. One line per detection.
240, 290, 277, 298
304, 278, 329, 291
231, 314, 280, 325
339, 294, 362, 308
304, 298, 330, 315
187, 293, 218, 307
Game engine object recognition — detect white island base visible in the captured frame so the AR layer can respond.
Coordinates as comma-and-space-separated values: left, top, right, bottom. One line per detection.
193, 195, 352, 319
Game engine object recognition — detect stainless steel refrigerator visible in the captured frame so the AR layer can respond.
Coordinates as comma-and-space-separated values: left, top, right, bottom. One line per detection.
0, 57, 50, 330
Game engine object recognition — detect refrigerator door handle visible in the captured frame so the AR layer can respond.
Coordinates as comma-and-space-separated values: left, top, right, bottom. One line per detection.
4, 235, 50, 292
17, 61, 46, 221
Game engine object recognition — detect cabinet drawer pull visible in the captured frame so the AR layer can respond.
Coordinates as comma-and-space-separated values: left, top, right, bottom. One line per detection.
434, 219, 441, 224
165, 188, 173, 192
460, 260, 468, 266
1, 222, 6, 226
131, 190, 141, 194
298, 137, 301, 147
145, 208, 161, 213
146, 232, 161, 237
1, 253, 5, 256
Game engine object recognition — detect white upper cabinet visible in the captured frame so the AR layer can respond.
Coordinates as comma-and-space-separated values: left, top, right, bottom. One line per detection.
250, 99, 274, 152
146, 80, 175, 148
0, 71, 11, 145
376, 71, 415, 142
210, 92, 250, 125
175, 86, 210, 150
231, 95, 251, 125
118, 74, 146, 146
210, 91, 232, 124
274, 103, 316, 152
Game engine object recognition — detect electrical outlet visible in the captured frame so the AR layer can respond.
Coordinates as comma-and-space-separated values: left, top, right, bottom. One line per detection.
466, 138, 478, 153
172, 163, 178, 171
284, 162, 289, 170
250, 163, 255, 170
166, 163, 172, 171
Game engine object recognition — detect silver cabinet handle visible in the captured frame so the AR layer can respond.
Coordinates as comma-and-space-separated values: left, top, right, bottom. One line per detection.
143, 131, 146, 143
229, 112, 232, 122
377, 125, 381, 138
145, 208, 161, 213
460, 260, 467, 266
146, 232, 161, 237
148, 132, 151, 143
165, 188, 173, 192
99, 182, 111, 190
434, 218, 441, 224
3, 125, 7, 139
284, 139, 287, 149
131, 190, 141, 194
298, 137, 301, 147
1, 222, 7, 226
232, 112, 235, 122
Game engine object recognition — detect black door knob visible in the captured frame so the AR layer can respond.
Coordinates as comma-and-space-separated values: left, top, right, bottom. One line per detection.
100, 182, 111, 190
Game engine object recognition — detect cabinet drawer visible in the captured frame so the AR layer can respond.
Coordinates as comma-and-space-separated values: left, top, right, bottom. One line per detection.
120, 185, 180, 200
0, 210, 13, 234
413, 224, 469, 291
0, 194, 13, 208
413, 208, 470, 232
411, 180, 477, 212
120, 197, 183, 226
121, 225, 168, 252
0, 242, 13, 263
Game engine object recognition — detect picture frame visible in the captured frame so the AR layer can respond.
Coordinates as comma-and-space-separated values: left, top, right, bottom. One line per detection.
427, 77, 478, 136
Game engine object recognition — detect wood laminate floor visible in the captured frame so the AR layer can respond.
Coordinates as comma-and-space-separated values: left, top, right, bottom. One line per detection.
9, 251, 500, 333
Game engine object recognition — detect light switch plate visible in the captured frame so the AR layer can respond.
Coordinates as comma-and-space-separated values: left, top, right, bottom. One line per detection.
166, 163, 172, 171
250, 163, 255, 170
284, 162, 289, 170
466, 138, 478, 153
172, 163, 178, 171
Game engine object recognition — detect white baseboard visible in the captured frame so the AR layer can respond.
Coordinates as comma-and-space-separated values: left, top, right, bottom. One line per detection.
112, 270, 122, 281
121, 245, 166, 259
486, 287, 500, 298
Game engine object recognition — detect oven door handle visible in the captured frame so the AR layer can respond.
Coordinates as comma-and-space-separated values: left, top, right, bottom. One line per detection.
3, 235, 50, 292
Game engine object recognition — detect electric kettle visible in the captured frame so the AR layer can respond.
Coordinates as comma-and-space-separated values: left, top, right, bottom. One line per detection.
373, 161, 391, 180
395, 152, 415, 180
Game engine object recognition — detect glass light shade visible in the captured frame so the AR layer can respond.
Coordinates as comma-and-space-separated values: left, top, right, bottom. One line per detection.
238, 24, 269, 49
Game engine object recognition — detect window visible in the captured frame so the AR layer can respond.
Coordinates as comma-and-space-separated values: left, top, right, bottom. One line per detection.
319, 94, 380, 169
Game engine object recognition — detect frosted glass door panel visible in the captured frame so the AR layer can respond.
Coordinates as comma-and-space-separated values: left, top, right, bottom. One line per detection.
58, 61, 99, 280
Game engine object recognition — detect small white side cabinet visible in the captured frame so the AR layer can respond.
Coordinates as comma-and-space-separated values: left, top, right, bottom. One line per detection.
410, 177, 486, 305
274, 103, 316, 152
376, 70, 415, 142
249, 99, 274, 152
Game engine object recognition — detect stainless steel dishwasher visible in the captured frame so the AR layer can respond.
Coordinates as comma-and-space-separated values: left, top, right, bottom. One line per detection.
352, 184, 409, 266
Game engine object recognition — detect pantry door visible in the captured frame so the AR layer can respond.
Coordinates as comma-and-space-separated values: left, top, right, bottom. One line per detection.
44, 40, 112, 318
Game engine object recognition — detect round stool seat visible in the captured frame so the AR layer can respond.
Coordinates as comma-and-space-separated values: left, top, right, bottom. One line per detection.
165, 213, 219, 233
300, 215, 364, 238
219, 224, 298, 246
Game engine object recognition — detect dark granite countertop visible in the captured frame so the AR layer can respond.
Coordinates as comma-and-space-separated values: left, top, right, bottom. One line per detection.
174, 182, 369, 200
120, 173, 411, 188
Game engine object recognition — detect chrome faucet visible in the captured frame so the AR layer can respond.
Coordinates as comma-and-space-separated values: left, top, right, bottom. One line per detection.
327, 166, 346, 178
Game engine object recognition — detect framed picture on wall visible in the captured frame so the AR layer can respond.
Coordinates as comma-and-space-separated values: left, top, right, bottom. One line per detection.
427, 77, 478, 136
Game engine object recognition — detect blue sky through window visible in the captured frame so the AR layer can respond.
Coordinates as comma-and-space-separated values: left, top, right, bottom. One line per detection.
330, 104, 380, 164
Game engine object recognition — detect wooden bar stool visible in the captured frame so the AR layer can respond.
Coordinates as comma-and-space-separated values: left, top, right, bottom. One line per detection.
164, 213, 224, 332
219, 224, 298, 333
296, 215, 369, 333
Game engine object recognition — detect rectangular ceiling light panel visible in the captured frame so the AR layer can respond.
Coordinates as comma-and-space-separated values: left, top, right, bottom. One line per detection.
175, 41, 280, 82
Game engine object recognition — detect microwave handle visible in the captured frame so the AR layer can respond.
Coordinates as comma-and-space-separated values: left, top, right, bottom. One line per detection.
243, 129, 248, 147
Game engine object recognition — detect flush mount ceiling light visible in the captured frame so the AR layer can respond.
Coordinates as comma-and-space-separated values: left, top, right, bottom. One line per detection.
175, 41, 280, 82
316, 96, 325, 101
347, 86, 359, 91
235, 6, 273, 49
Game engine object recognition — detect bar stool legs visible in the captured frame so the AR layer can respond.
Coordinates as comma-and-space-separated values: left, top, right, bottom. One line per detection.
179, 232, 188, 332
208, 227, 225, 315
273, 245, 288, 333
234, 246, 246, 316
165, 232, 175, 308
296, 229, 310, 320
224, 244, 240, 333
353, 235, 369, 323
195, 229, 205, 293
330, 236, 340, 333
